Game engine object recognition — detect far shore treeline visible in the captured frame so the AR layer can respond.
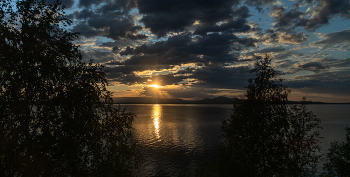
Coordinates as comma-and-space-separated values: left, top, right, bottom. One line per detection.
112, 96, 350, 104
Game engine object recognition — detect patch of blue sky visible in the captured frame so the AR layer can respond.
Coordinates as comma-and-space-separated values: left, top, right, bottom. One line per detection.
246, 6, 274, 31
96, 36, 115, 45
326, 50, 350, 60
129, 8, 139, 15
296, 46, 319, 54
315, 16, 350, 34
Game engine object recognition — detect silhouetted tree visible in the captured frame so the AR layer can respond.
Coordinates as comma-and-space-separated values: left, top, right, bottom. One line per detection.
323, 127, 350, 177
218, 56, 321, 176
0, 0, 141, 176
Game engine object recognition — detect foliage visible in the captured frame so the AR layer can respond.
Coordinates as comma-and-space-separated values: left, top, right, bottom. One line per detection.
218, 56, 322, 176
323, 127, 350, 177
0, 0, 141, 176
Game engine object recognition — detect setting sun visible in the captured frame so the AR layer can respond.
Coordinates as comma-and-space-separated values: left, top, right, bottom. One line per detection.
149, 84, 161, 88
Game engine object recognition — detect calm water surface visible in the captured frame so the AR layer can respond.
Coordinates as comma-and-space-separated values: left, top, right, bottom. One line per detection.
124, 104, 350, 176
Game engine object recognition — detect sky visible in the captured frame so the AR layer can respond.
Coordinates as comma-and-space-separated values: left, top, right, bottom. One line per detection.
59, 0, 349, 103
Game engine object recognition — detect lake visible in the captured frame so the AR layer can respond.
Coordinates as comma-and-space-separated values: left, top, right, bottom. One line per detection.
123, 104, 350, 176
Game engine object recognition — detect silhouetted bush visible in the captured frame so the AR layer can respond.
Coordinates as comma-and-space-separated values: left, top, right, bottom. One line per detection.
217, 56, 322, 176
323, 127, 350, 177
0, 0, 141, 176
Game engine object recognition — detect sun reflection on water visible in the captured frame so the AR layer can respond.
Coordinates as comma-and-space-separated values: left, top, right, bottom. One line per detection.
152, 104, 162, 140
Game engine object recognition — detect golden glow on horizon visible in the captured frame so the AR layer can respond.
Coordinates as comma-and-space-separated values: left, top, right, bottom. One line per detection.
152, 104, 162, 140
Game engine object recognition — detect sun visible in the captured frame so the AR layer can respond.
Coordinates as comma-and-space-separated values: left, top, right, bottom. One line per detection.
149, 84, 161, 88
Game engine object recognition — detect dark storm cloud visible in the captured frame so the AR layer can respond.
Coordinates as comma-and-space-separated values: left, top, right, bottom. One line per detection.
136, 0, 249, 37
164, 88, 214, 99
73, 9, 95, 19
285, 57, 350, 74
124, 55, 168, 66
295, 0, 315, 3
71, 0, 145, 40
73, 22, 105, 38
287, 80, 350, 96
191, 66, 254, 89
78, 0, 108, 7
298, 62, 329, 72
104, 66, 145, 84
315, 29, 350, 48
272, 6, 307, 29
81, 50, 118, 63
244, 0, 279, 6
321, 58, 350, 67
85, 16, 145, 40
46, 0, 74, 8
286, 70, 350, 95
272, 0, 350, 30
140, 11, 197, 37
73, 16, 145, 40
120, 33, 257, 67
96, 0, 136, 14
277, 59, 297, 68
194, 18, 251, 35
305, 0, 350, 29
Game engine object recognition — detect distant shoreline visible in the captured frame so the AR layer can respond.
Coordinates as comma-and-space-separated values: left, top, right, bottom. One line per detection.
112, 96, 350, 104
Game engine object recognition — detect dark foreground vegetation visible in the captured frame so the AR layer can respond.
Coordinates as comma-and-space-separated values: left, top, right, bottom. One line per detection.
1, 0, 349, 176
197, 56, 350, 177
0, 0, 141, 176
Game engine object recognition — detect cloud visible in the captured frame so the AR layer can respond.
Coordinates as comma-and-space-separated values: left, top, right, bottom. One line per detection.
271, 0, 350, 30
298, 61, 329, 72
194, 18, 251, 35
140, 11, 197, 37
106, 64, 255, 90
244, 0, 280, 6
190, 66, 254, 89
46, 0, 74, 8
286, 69, 350, 95
277, 59, 297, 68
73, 8, 95, 19
248, 47, 287, 54
120, 33, 256, 67
59, 0, 350, 102
272, 6, 307, 29
315, 30, 350, 50
321, 58, 350, 67
259, 30, 307, 44
73, 22, 106, 38
278, 32, 307, 44
78, 0, 106, 7
305, 0, 350, 29
140, 86, 213, 99
71, 1, 145, 41
81, 50, 119, 63
105, 66, 185, 85
136, 0, 248, 37
147, 74, 186, 86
